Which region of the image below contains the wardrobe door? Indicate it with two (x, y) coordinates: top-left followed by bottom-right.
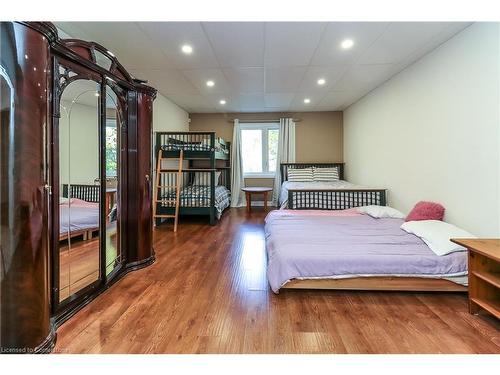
(136, 92), (153, 261)
(57, 77), (102, 304)
(0, 22), (53, 352)
(104, 83), (127, 279)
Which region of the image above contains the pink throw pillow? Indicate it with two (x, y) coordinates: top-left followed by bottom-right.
(405, 201), (445, 222)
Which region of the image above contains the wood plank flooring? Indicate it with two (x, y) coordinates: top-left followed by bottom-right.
(54, 208), (500, 354)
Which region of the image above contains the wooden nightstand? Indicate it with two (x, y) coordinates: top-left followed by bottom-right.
(451, 239), (500, 319)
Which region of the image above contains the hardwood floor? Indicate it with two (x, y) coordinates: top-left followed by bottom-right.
(54, 208), (500, 354)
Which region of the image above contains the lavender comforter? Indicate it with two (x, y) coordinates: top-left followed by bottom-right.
(60, 198), (99, 235)
(264, 210), (467, 293)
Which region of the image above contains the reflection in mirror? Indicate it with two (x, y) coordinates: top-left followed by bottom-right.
(105, 85), (122, 276)
(59, 79), (101, 302)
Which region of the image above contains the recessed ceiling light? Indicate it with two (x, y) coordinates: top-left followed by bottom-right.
(317, 78), (326, 85)
(181, 44), (193, 54)
(303, 98), (311, 104)
(206, 80), (215, 87)
(219, 99), (226, 105)
(340, 39), (354, 49)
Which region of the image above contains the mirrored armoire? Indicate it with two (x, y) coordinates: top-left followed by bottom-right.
(1, 22), (155, 353)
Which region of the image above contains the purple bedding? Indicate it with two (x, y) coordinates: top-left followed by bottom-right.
(60, 199), (99, 236)
(264, 210), (467, 293)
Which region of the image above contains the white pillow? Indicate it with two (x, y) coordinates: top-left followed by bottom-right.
(287, 168), (314, 182)
(60, 197), (69, 204)
(357, 205), (405, 219)
(313, 167), (339, 182)
(400, 220), (475, 256)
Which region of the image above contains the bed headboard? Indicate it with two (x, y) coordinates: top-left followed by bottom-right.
(62, 184), (100, 202)
(280, 163), (345, 182)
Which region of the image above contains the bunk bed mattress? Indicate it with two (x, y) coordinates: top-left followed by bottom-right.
(264, 209), (468, 293)
(161, 141), (229, 154)
(162, 185), (231, 218)
(279, 180), (380, 207)
(60, 198), (99, 235)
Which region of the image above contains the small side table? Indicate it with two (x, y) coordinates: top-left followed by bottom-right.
(241, 187), (273, 212)
(451, 238), (500, 320)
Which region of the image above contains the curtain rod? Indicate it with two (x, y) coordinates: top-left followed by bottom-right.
(226, 118), (301, 123)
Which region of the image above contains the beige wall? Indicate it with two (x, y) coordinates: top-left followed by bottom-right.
(189, 111), (343, 202)
(344, 23), (499, 236)
(189, 111), (343, 162)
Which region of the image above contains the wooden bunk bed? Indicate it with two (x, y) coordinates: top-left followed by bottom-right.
(153, 131), (231, 226)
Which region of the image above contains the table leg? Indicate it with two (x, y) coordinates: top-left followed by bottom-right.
(264, 192), (268, 210)
(246, 192), (251, 213)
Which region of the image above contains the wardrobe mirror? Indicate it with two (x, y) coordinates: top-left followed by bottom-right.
(58, 79), (101, 302)
(104, 85), (122, 276)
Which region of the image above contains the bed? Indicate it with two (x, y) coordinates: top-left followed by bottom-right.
(280, 163), (386, 210)
(59, 197), (99, 241)
(160, 184), (231, 219)
(154, 131), (231, 225)
(265, 209), (468, 293)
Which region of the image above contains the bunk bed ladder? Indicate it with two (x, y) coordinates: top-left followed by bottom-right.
(153, 149), (183, 232)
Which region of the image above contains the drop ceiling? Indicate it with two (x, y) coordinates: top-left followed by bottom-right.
(55, 22), (471, 113)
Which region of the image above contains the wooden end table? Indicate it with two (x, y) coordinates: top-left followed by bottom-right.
(241, 187), (273, 212)
(451, 238), (500, 320)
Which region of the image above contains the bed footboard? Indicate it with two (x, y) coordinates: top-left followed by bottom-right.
(287, 189), (387, 210)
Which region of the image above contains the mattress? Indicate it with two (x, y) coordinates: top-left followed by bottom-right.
(60, 198), (99, 235)
(279, 180), (378, 207)
(161, 139), (229, 154)
(161, 185), (231, 219)
(264, 209), (468, 293)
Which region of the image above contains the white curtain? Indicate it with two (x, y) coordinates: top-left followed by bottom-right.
(230, 119), (246, 207)
(273, 118), (296, 205)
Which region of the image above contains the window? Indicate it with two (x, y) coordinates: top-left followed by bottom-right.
(240, 123), (279, 177)
(105, 119), (118, 177)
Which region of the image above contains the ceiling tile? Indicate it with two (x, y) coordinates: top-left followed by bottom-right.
(222, 67), (264, 93)
(137, 22), (219, 69)
(311, 22), (388, 65)
(290, 91), (328, 111)
(264, 93), (295, 108)
(265, 66), (307, 92)
(203, 22), (265, 68)
(358, 22), (455, 65)
(182, 68), (231, 94)
(235, 94), (266, 111)
(166, 94), (215, 113)
(128, 69), (199, 95)
(298, 65), (349, 92)
(318, 90), (369, 110)
(333, 64), (398, 92)
(265, 22), (327, 67)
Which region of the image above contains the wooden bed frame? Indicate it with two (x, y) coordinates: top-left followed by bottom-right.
(282, 277), (467, 292)
(281, 163), (387, 210)
(276, 166), (467, 292)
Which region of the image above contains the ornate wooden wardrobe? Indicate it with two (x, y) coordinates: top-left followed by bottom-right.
(0, 22), (155, 353)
